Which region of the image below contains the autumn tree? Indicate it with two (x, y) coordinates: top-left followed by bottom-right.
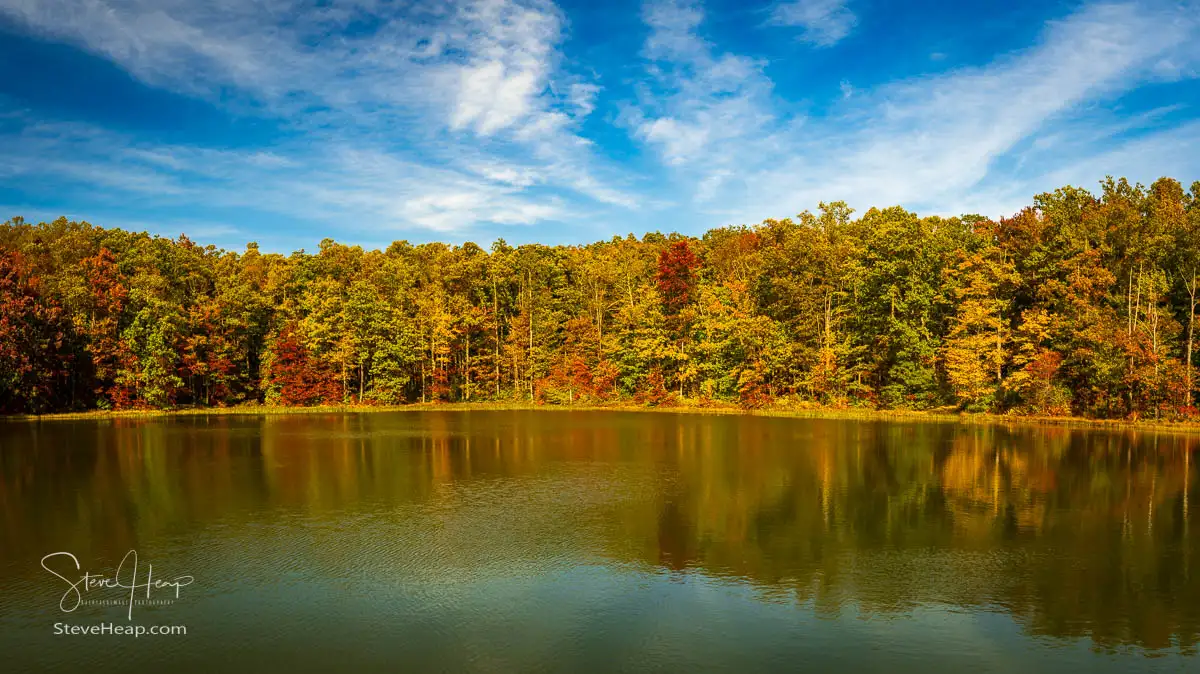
(656, 239), (702, 316)
(942, 243), (1017, 410)
(0, 250), (76, 412)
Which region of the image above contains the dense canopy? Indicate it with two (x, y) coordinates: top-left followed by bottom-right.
(2, 176), (1199, 418)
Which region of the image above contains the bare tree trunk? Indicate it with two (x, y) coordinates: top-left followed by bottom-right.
(1189, 270), (1198, 407)
(1150, 297), (1159, 378)
(1135, 263), (1143, 328)
(596, 286), (603, 359)
(825, 293), (832, 346)
(494, 278), (501, 397)
(1127, 271), (1132, 335)
(528, 274), (534, 401)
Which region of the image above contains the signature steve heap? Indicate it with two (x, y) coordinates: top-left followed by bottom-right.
(41, 550), (194, 620)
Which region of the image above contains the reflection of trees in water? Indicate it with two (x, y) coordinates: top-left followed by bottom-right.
(1, 412), (1197, 652)
(622, 421), (1199, 653)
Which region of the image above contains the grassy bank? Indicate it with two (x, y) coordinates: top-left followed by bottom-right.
(7, 401), (1200, 436)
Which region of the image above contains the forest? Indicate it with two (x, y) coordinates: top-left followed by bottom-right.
(2, 176), (1199, 418)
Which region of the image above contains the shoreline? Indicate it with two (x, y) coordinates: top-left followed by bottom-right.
(6, 402), (1200, 435)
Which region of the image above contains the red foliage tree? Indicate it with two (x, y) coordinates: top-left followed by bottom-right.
(591, 359), (619, 400)
(737, 360), (771, 409)
(655, 240), (702, 315)
(268, 325), (340, 406)
(0, 250), (75, 413)
(180, 302), (240, 406)
(634, 368), (677, 407)
(81, 248), (134, 407)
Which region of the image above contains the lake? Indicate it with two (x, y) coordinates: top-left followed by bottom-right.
(0, 410), (1197, 672)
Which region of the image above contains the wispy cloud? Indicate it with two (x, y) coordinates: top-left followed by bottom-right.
(633, 0), (1200, 222)
(769, 0), (857, 47)
(627, 0), (780, 202)
(768, 1), (1200, 217)
(0, 0), (636, 235)
(0, 109), (586, 236)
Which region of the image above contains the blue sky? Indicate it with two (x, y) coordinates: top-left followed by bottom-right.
(1, 0), (1198, 252)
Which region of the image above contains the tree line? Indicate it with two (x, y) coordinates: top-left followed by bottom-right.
(2, 176), (1199, 418)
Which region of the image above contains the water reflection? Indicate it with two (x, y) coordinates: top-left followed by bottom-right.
(1, 411), (1197, 657)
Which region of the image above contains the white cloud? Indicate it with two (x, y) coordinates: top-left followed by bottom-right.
(769, 0), (857, 47)
(445, 0), (565, 136)
(451, 60), (540, 134)
(632, 1), (778, 185)
(639, 118), (709, 165)
(0, 110), (574, 236)
(633, 0), (1200, 224)
(567, 82), (601, 117)
(767, 2), (1200, 216)
(0, 0), (635, 235)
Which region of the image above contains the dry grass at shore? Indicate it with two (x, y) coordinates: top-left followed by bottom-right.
(6, 401), (1200, 436)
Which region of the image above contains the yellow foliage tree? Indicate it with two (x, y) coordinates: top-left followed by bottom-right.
(943, 249), (1017, 410)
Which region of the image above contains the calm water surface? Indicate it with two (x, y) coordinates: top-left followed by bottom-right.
(1, 411), (1197, 672)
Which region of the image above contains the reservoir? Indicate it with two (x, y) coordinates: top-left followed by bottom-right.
(1, 410), (1196, 672)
